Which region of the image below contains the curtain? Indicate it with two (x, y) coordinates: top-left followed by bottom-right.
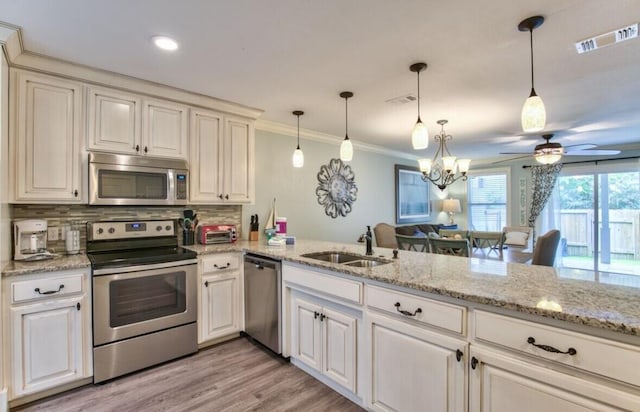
(540, 183), (563, 267)
(528, 164), (563, 237)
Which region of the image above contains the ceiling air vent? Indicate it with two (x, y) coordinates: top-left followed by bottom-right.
(576, 23), (638, 54)
(386, 93), (417, 105)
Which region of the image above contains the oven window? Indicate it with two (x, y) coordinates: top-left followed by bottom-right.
(109, 271), (186, 327)
(98, 170), (167, 199)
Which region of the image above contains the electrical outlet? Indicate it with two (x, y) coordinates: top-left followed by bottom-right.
(47, 226), (58, 241)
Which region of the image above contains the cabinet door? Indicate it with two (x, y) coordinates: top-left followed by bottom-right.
(11, 297), (84, 397)
(13, 70), (83, 202)
(189, 108), (224, 203)
(142, 98), (188, 159)
(222, 116), (254, 203)
(322, 307), (357, 392)
(87, 86), (141, 154)
(292, 295), (322, 372)
(469, 347), (640, 412)
(199, 272), (241, 343)
(367, 313), (465, 412)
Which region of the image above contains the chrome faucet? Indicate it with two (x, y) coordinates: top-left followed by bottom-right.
(365, 225), (373, 255)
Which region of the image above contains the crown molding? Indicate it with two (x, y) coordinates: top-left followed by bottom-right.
(0, 21), (23, 63)
(255, 118), (420, 161)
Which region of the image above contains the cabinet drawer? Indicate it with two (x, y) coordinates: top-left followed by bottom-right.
(201, 253), (240, 273)
(366, 285), (465, 334)
(12, 274), (84, 303)
(474, 310), (640, 387)
(283, 265), (362, 304)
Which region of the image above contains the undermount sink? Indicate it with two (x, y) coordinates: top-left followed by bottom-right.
(301, 251), (391, 267)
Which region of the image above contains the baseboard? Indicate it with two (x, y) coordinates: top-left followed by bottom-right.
(0, 387), (7, 412)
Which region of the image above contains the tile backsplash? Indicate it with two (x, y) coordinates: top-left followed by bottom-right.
(12, 204), (242, 253)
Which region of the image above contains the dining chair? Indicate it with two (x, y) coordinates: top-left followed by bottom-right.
(429, 238), (471, 257)
(470, 231), (503, 255)
(531, 229), (561, 266)
(374, 223), (398, 248)
(395, 234), (430, 253)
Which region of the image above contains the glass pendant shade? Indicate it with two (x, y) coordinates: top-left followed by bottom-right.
(442, 156), (456, 172)
(521, 90), (546, 132)
(457, 158), (471, 174)
(292, 147), (304, 168)
(340, 138), (353, 162)
(418, 158), (432, 174)
(411, 120), (429, 150)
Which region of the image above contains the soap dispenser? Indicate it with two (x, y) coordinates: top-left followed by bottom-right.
(365, 225), (373, 256)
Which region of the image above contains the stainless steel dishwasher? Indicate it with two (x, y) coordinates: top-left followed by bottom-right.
(243, 254), (282, 354)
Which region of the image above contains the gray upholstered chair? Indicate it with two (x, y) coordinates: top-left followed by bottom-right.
(395, 234), (430, 252)
(429, 238), (471, 257)
(374, 223), (398, 248)
(531, 229), (561, 266)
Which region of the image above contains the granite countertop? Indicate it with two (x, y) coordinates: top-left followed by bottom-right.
(4, 239), (638, 338)
(188, 239), (640, 337)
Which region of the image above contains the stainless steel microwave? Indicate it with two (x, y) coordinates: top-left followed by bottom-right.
(89, 153), (188, 205)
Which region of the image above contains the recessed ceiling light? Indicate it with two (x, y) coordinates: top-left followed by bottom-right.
(152, 36), (178, 51)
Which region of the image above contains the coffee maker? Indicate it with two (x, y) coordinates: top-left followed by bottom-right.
(14, 219), (54, 261)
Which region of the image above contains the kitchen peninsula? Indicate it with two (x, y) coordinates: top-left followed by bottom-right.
(6, 239), (639, 410)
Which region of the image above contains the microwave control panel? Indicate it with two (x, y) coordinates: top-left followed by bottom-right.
(176, 173), (188, 200)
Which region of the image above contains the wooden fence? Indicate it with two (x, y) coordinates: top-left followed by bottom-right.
(560, 210), (640, 260)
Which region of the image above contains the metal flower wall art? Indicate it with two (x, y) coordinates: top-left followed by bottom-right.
(316, 158), (358, 218)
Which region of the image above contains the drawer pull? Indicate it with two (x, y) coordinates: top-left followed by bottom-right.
(214, 263), (231, 270)
(394, 302), (422, 317)
(456, 349), (463, 362)
(34, 284), (64, 295)
(527, 337), (577, 356)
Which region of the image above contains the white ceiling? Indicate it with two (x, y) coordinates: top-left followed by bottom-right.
(1, 0), (639, 161)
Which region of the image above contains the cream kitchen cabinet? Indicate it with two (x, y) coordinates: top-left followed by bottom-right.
(3, 269), (92, 400)
(189, 109), (254, 204)
(87, 86), (187, 159)
(10, 69), (84, 203)
(198, 253), (243, 344)
(365, 286), (467, 412)
(291, 291), (358, 393)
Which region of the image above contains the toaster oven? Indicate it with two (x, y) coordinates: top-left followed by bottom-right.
(197, 224), (237, 244)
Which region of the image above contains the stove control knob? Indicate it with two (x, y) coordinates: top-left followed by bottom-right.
(97, 228), (104, 234)
(156, 225), (162, 231)
(165, 225), (172, 231)
(108, 227), (115, 234)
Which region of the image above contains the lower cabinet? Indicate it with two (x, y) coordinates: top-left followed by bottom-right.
(291, 292), (357, 393)
(469, 347), (640, 412)
(4, 269), (92, 399)
(366, 312), (466, 412)
(198, 253), (243, 344)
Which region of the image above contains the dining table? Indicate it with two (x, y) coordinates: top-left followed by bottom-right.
(472, 246), (533, 264)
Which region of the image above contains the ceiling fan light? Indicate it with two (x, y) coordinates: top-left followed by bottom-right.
(534, 146), (563, 164)
(340, 137), (353, 162)
(412, 120), (429, 150)
(292, 147), (304, 168)
(521, 92), (546, 132)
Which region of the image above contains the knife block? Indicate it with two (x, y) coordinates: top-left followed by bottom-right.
(249, 230), (259, 241)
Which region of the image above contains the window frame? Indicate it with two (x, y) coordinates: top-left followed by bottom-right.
(466, 167), (511, 231)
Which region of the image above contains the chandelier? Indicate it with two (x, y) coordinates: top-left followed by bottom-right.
(418, 120), (471, 191)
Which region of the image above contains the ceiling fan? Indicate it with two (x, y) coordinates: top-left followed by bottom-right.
(496, 134), (621, 164)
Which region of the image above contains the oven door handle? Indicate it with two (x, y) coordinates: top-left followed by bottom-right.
(93, 259), (198, 275)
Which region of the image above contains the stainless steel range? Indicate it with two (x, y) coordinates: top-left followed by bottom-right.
(87, 219), (198, 383)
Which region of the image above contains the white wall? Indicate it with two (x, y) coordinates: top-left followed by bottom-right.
(243, 130), (454, 244)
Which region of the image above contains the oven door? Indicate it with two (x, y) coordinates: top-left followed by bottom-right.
(93, 261), (197, 346)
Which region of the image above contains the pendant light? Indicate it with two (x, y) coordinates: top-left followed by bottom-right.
(339, 91), (354, 161)
(292, 110), (304, 168)
(409, 62), (429, 150)
(519, 16), (546, 133)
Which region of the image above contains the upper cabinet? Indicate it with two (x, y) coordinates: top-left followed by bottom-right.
(88, 87), (188, 160)
(11, 70), (84, 203)
(190, 109), (255, 204)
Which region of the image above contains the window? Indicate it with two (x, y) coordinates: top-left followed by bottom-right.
(467, 170), (509, 231)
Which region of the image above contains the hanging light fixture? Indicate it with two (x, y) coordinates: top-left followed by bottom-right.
(418, 120), (471, 191)
(292, 110), (304, 168)
(519, 15), (546, 133)
(409, 62), (429, 150)
(339, 91), (354, 161)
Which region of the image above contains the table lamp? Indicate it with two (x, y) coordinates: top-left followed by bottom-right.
(442, 198), (461, 225)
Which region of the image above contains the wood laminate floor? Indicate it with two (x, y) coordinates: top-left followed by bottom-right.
(14, 338), (364, 412)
